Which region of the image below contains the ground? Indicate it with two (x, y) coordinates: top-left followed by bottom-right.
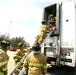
(7, 50), (15, 75)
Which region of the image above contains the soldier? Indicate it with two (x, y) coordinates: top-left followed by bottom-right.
(34, 20), (50, 45)
(13, 42), (25, 75)
(24, 43), (47, 75)
(0, 40), (10, 75)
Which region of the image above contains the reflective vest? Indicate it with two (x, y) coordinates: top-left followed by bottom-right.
(24, 52), (47, 75)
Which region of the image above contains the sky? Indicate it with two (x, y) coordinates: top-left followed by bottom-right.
(0, 0), (75, 45)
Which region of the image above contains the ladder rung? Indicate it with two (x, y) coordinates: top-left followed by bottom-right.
(15, 68), (21, 72)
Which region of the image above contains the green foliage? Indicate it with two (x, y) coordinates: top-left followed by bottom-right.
(0, 34), (29, 47)
(10, 37), (27, 47)
(0, 34), (10, 42)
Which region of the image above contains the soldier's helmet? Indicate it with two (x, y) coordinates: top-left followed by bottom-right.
(18, 42), (23, 47)
(1, 40), (10, 46)
(32, 43), (41, 53)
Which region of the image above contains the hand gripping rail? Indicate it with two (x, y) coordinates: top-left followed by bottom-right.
(9, 49), (32, 75)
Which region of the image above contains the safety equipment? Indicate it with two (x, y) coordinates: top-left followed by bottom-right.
(1, 40), (10, 46)
(40, 27), (56, 46)
(32, 43), (41, 53)
(0, 49), (9, 75)
(13, 50), (24, 62)
(49, 14), (56, 25)
(13, 46), (26, 75)
(10, 48), (32, 75)
(24, 52), (47, 75)
(33, 22), (50, 45)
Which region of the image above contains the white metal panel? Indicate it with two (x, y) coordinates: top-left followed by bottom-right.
(60, 1), (76, 67)
(60, 1), (75, 47)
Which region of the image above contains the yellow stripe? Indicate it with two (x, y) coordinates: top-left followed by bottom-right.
(14, 58), (18, 61)
(2, 67), (8, 71)
(43, 65), (47, 68)
(0, 60), (8, 66)
(28, 74), (43, 75)
(24, 63), (28, 66)
(16, 56), (22, 58)
(29, 63), (43, 67)
(0, 72), (4, 75)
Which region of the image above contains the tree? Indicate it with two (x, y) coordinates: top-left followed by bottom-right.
(0, 33), (29, 47)
(10, 37), (27, 47)
(0, 33), (10, 42)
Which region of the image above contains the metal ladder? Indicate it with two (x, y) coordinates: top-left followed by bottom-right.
(41, 26), (60, 65)
(9, 29), (55, 75)
(10, 29), (59, 75)
(40, 27), (56, 47)
(9, 49), (32, 75)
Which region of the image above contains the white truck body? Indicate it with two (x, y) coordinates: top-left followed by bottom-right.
(41, 0), (76, 67)
(60, 0), (76, 67)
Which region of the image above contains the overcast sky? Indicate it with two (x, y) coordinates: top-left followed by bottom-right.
(0, 0), (75, 45)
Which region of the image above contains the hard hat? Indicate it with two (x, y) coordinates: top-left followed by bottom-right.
(18, 42), (23, 47)
(32, 43), (41, 53)
(1, 40), (10, 46)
